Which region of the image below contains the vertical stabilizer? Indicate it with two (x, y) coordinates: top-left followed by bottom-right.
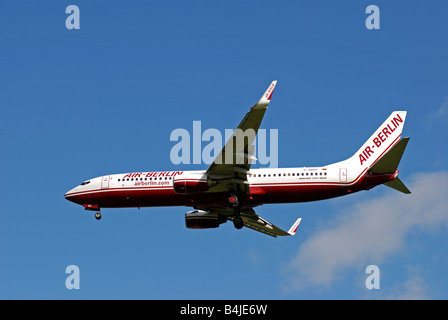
(347, 111), (407, 174)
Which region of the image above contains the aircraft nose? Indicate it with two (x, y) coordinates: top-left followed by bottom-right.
(64, 187), (78, 202)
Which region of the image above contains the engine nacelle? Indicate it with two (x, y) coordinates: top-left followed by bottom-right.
(185, 210), (219, 229)
(173, 173), (211, 193)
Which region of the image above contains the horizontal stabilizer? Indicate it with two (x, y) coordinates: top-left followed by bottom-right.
(383, 177), (411, 194)
(368, 137), (410, 174)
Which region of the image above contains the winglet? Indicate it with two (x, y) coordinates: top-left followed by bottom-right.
(288, 218), (302, 236)
(252, 80), (277, 110)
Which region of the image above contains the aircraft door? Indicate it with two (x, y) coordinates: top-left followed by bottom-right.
(339, 168), (347, 182)
(101, 175), (111, 189)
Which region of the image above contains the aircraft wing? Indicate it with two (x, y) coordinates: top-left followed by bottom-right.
(206, 81), (277, 193)
(196, 207), (301, 238)
(234, 208), (302, 238)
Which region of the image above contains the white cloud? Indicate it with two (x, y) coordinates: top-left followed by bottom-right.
(426, 96), (448, 126)
(246, 248), (263, 266)
(435, 97), (448, 117)
(282, 171), (448, 294)
(387, 272), (430, 300)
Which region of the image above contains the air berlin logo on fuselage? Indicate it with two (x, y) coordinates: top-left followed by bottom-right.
(122, 171), (184, 179)
(359, 114), (403, 166)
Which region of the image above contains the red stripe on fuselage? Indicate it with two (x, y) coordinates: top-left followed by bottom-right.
(65, 178), (368, 209)
(66, 136), (402, 209)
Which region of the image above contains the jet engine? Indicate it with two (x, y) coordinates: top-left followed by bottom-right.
(185, 210), (220, 229)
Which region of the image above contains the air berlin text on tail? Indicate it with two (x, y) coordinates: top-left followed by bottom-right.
(359, 113), (404, 165)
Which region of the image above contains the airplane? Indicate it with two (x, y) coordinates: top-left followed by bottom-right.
(65, 81), (411, 237)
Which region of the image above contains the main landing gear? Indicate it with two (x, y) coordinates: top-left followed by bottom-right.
(233, 216), (244, 230)
(229, 195), (244, 230)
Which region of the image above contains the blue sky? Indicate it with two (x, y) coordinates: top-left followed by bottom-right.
(1, 1), (448, 299)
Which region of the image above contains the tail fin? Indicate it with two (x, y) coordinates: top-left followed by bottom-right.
(331, 111), (411, 194)
(348, 111), (407, 173)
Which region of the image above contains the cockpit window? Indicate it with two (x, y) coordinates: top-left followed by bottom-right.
(80, 181), (91, 186)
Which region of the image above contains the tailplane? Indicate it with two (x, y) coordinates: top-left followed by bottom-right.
(383, 177), (411, 194)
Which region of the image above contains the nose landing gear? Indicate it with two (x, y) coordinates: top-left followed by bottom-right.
(83, 204), (102, 220)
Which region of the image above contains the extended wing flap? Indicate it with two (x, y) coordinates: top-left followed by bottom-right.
(233, 209), (301, 237)
(193, 205), (301, 237)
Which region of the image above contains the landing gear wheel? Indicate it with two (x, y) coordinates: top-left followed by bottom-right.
(233, 216), (244, 229)
(95, 212), (102, 220)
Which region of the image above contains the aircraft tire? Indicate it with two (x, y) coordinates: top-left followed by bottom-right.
(233, 216), (244, 229)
